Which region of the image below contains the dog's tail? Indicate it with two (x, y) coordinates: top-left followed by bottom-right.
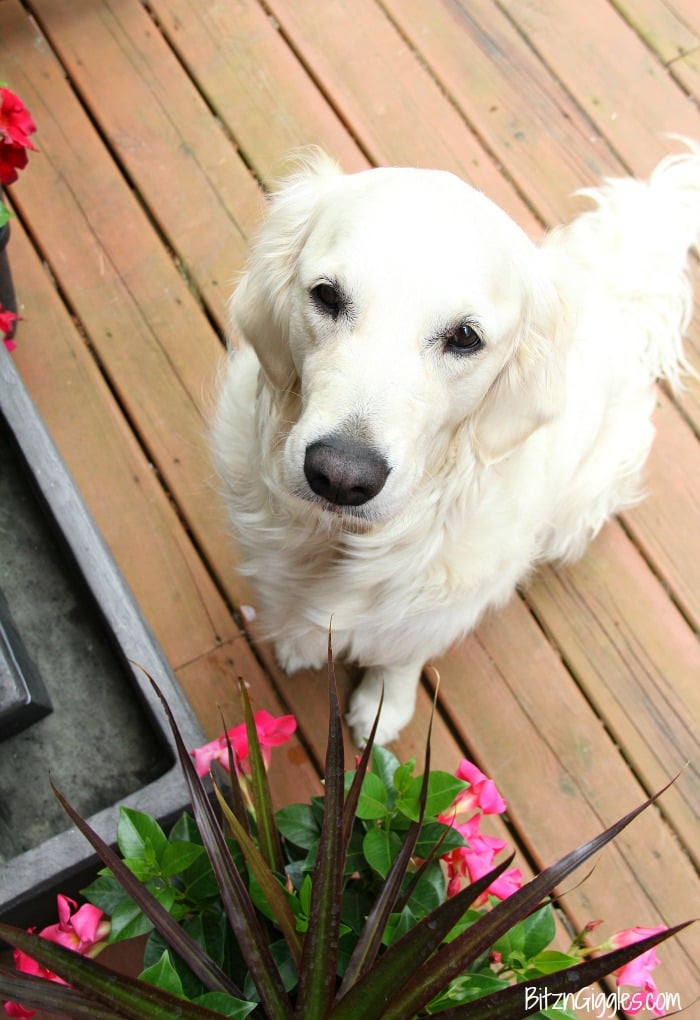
(552, 139), (700, 388)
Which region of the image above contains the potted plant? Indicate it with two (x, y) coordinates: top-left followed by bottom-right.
(0, 646), (689, 1019)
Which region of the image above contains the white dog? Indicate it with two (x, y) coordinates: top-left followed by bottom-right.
(213, 146), (698, 746)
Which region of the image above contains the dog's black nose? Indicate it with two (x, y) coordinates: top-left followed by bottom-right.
(304, 438), (390, 507)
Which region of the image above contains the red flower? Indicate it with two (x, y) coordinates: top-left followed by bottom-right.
(0, 305), (19, 352)
(0, 87), (37, 186)
(0, 89), (37, 149)
(0, 141), (29, 186)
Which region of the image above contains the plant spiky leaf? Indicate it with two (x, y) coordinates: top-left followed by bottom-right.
(213, 779), (303, 967)
(339, 687), (437, 994)
(433, 922), (693, 1020)
(376, 780), (678, 1019)
(0, 925), (232, 1020)
(330, 855), (516, 1020)
(49, 780), (242, 1000)
(146, 672), (294, 1020)
(293, 633), (346, 1018)
(238, 678), (284, 872)
(0, 968), (127, 1020)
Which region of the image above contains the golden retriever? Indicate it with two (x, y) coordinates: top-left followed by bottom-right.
(213, 147), (697, 745)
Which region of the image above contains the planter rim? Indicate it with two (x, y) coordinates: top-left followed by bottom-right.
(0, 346), (205, 922)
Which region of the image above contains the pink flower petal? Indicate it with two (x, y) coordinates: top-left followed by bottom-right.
(4, 1000), (35, 1018)
(68, 904), (107, 947)
(454, 759), (507, 815)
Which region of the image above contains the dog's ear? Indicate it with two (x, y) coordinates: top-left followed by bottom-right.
(230, 149), (341, 390)
(470, 271), (567, 464)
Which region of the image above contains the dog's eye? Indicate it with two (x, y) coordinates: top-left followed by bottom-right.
(311, 282), (343, 319)
(443, 324), (483, 355)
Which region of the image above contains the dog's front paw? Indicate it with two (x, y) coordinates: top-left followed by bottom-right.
(347, 665), (419, 747)
(274, 636), (326, 675)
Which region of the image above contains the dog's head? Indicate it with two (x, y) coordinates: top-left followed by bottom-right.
(231, 151), (566, 523)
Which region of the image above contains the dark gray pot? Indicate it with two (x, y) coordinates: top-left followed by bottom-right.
(0, 345), (204, 928)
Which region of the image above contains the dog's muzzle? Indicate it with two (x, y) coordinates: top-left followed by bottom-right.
(304, 437), (390, 507)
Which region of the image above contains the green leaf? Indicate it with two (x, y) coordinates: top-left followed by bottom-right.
(117, 808), (168, 862)
(521, 904), (556, 960)
(428, 971), (510, 1011)
(276, 803), (321, 849)
(404, 858), (445, 916)
(381, 906), (419, 948)
(370, 745), (402, 798)
(109, 897), (155, 942)
(362, 827), (403, 879)
(82, 871), (133, 917)
(169, 811), (202, 844)
(139, 950), (185, 998)
(413, 821), (466, 858)
(391, 758), (416, 796)
(0, 203), (12, 229)
(193, 992), (257, 1018)
(161, 840), (206, 878)
(396, 772), (468, 822)
(525, 949), (581, 976)
(355, 771), (390, 819)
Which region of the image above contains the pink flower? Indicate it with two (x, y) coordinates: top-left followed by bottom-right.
(0, 306), (19, 352)
(442, 816), (522, 903)
(191, 710), (297, 778)
(40, 895), (110, 957)
(608, 926), (666, 1016)
(452, 759), (507, 815)
(3, 896), (110, 1018)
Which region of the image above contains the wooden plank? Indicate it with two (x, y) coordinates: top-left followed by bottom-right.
(433, 598), (700, 996)
(500, 0), (700, 173)
(610, 0), (700, 62)
(382, 0), (625, 225)
(29, 0), (262, 331)
(146, 0), (368, 183)
(660, 0), (700, 35)
(264, 0), (539, 231)
(0, 2), (242, 599)
(7, 213), (236, 671)
(527, 519), (700, 863)
(673, 45), (700, 104)
(625, 390), (700, 625)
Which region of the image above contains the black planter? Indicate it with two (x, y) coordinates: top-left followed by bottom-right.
(0, 345), (204, 929)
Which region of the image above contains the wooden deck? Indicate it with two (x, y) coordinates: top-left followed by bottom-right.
(1, 0), (698, 1011)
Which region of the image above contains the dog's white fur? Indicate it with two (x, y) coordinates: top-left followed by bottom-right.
(213, 146), (699, 745)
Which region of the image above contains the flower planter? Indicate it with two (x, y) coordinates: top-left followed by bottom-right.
(0, 344), (204, 929)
